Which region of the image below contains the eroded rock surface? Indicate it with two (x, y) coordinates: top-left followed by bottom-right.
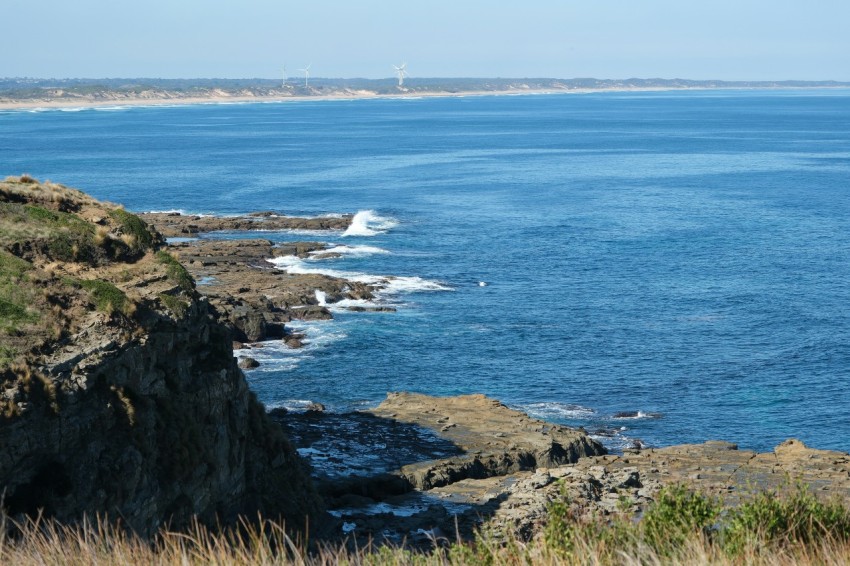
(163, 238), (375, 342)
(138, 211), (352, 238)
(274, 392), (606, 544)
(277, 392), (850, 547)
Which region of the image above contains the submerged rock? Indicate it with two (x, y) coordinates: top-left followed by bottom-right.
(238, 356), (260, 369)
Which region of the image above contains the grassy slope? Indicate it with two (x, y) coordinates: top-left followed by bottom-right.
(0, 175), (177, 413)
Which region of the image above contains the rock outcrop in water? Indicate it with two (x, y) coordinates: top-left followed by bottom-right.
(161, 237), (377, 343)
(0, 176), (320, 535)
(138, 211), (352, 239)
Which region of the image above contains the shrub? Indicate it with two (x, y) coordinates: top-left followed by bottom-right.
(76, 279), (132, 317)
(156, 251), (193, 291)
(723, 482), (850, 555)
(109, 208), (155, 253)
(543, 485), (636, 560)
(642, 484), (720, 552)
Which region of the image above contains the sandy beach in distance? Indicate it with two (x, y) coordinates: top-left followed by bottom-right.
(0, 89), (580, 111)
(0, 86), (795, 111)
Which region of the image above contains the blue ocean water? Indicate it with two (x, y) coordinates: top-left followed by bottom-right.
(3, 90), (850, 452)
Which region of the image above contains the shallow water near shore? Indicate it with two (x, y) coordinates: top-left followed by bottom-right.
(3, 90), (850, 452)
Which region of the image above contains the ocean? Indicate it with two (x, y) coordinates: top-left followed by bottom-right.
(3, 89), (849, 452)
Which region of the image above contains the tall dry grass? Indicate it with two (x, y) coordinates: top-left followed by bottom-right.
(3, 511), (850, 566)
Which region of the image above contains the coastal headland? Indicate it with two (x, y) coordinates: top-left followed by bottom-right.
(2, 176), (850, 547)
(3, 77), (850, 110)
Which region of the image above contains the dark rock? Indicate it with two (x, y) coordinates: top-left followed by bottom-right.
(290, 305), (333, 321)
(238, 357), (260, 369)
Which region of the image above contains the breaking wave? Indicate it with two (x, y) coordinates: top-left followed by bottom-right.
(342, 210), (398, 237)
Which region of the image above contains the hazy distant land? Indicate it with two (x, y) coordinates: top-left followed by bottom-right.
(2, 77), (849, 109)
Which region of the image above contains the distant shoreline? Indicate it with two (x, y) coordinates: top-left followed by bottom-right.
(3, 85), (849, 111)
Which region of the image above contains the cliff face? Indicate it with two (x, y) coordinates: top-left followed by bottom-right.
(0, 176), (320, 535)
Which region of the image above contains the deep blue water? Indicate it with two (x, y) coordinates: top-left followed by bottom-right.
(3, 90), (850, 452)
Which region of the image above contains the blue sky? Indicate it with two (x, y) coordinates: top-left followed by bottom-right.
(3, 0), (848, 80)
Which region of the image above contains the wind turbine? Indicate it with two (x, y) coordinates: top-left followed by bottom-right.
(298, 63), (312, 87)
(393, 62), (408, 87)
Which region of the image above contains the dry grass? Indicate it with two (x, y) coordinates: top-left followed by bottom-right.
(1, 511), (850, 566)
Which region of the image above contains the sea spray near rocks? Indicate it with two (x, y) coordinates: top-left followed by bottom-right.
(342, 210), (399, 237)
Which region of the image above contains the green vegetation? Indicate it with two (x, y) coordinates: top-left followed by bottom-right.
(0, 345), (18, 367)
(156, 251), (193, 291)
(1, 484), (849, 564)
(724, 482), (850, 555)
(109, 208), (156, 253)
(0, 202), (98, 262)
(540, 482), (850, 564)
(158, 292), (188, 318)
(72, 278), (132, 317)
(0, 250), (38, 337)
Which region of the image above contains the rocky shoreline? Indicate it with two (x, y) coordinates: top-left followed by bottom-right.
(139, 208), (850, 546)
(4, 182), (850, 550)
(273, 393), (850, 546)
(140, 211), (393, 349)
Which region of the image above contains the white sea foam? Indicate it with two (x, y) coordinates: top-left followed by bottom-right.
(268, 256), (451, 297)
(342, 210), (399, 237)
(329, 495), (471, 519)
(145, 208), (188, 214)
(381, 276), (452, 294)
(280, 399), (326, 412)
(522, 402), (596, 420)
(310, 244), (390, 258)
(324, 297), (375, 310)
(611, 411), (663, 420)
(315, 290), (327, 306)
(234, 321), (347, 373)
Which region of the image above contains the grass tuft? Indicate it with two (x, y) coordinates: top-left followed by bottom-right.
(71, 278), (133, 317)
(156, 250), (193, 291)
(109, 208), (156, 253)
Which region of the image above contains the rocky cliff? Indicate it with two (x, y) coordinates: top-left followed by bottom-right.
(0, 176), (321, 535)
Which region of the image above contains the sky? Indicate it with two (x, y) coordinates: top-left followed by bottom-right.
(3, 0), (848, 81)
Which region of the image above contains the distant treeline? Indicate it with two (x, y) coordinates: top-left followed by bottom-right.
(2, 77), (849, 99)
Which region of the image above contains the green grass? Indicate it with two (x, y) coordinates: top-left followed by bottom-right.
(156, 251), (193, 291)
(0, 203), (98, 262)
(0, 345), (18, 366)
(71, 278), (132, 317)
(724, 482), (850, 555)
(0, 250), (38, 336)
(109, 208), (156, 253)
(541, 481), (850, 563)
(158, 293), (188, 318)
